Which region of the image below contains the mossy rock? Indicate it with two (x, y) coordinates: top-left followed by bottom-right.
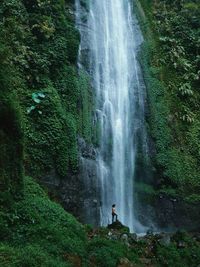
(108, 221), (130, 234)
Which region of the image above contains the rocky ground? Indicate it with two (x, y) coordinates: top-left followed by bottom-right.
(86, 221), (200, 267)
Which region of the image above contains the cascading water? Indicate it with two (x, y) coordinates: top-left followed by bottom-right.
(76, 0), (149, 233)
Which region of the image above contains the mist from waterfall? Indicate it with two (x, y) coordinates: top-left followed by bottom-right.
(76, 0), (148, 233)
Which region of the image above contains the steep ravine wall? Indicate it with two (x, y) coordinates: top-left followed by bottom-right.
(0, 0), (100, 224)
(22, 0), (100, 224)
(134, 0), (200, 231)
(2, 0), (199, 232)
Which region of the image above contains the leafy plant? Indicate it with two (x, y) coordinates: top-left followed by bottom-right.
(27, 92), (46, 115)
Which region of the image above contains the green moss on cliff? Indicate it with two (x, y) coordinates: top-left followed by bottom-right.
(0, 0), (94, 189)
(0, 24), (24, 204)
(136, 0), (200, 200)
(0, 96), (24, 206)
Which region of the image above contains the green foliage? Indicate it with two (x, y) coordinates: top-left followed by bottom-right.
(185, 194), (200, 204)
(0, 176), (86, 266)
(0, 95), (24, 206)
(0, 0), (94, 185)
(1, 177), (200, 266)
(27, 92), (46, 114)
(24, 83), (79, 176)
(0, 177), (139, 266)
(155, 233), (200, 267)
(136, 0), (200, 199)
(0, 244), (70, 267)
(77, 70), (94, 143)
(87, 238), (138, 267)
(135, 182), (156, 196)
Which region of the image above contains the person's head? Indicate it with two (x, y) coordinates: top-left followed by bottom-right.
(112, 204), (115, 207)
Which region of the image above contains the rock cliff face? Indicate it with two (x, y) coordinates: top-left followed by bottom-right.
(56, 0), (200, 231)
(134, 0), (200, 232)
(139, 195), (200, 231)
(0, 0), (99, 224)
(40, 137), (100, 226)
(1, 0), (200, 233)
(60, 138), (100, 226)
(156, 196), (200, 231)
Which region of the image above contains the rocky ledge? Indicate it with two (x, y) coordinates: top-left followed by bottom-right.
(85, 221), (200, 266)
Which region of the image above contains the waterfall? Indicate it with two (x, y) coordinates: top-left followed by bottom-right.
(76, 0), (148, 233)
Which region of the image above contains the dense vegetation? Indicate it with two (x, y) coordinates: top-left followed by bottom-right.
(0, 0), (94, 204)
(1, 177), (200, 267)
(0, 176), (138, 266)
(1, 0), (200, 265)
(136, 0), (200, 203)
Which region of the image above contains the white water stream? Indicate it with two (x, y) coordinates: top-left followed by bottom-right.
(76, 0), (148, 233)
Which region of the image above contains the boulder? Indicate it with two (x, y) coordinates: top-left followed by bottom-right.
(107, 220), (130, 233)
(128, 233), (138, 244)
(120, 233), (129, 246)
(158, 233), (171, 246)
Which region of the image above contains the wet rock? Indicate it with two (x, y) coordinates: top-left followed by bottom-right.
(78, 137), (97, 159)
(107, 229), (120, 241)
(128, 233), (138, 244)
(177, 241), (186, 249)
(110, 234), (119, 241)
(137, 193), (200, 231)
(107, 231), (112, 237)
(146, 226), (154, 236)
(192, 233), (200, 242)
(39, 137), (101, 227)
(120, 234), (129, 245)
(108, 220), (130, 232)
(158, 233), (171, 246)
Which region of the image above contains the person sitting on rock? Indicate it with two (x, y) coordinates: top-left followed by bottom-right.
(112, 204), (118, 223)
